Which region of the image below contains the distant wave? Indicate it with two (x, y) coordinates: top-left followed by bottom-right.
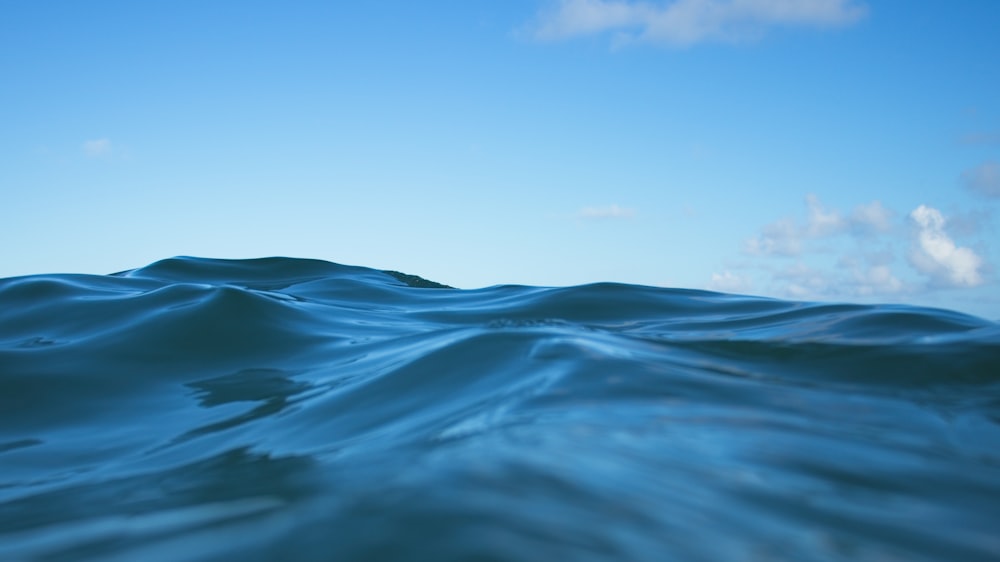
(1, 257), (998, 561)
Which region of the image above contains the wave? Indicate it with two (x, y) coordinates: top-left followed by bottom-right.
(1, 257), (998, 561)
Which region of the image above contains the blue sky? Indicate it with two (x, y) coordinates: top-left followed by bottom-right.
(2, 0), (999, 318)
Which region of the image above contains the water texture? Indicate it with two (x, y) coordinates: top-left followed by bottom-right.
(1, 257), (998, 561)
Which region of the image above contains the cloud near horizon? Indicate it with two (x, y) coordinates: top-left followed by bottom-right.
(526, 0), (868, 47)
(712, 195), (989, 301)
(707, 270), (753, 293)
(743, 195), (891, 257)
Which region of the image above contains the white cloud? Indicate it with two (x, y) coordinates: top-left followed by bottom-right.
(532, 0), (639, 40)
(729, 197), (991, 308)
(908, 205), (984, 288)
(707, 270), (752, 293)
(579, 204), (636, 219)
(961, 161), (1000, 198)
(82, 138), (112, 158)
(527, 0), (868, 46)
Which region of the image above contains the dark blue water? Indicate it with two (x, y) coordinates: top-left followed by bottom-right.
(2, 257), (999, 561)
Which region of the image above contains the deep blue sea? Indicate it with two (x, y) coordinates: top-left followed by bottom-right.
(1, 257), (999, 561)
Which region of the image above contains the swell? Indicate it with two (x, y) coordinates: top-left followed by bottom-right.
(1, 257), (998, 562)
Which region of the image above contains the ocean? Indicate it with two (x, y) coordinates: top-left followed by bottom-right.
(1, 257), (998, 561)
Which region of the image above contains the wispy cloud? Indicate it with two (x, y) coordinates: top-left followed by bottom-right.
(849, 200), (892, 234)
(959, 131), (1000, 146)
(525, 0), (868, 47)
(579, 204), (636, 219)
(741, 253), (906, 300)
(743, 217), (801, 256)
(943, 207), (993, 238)
(707, 270), (753, 293)
(82, 138), (112, 158)
(743, 194), (890, 256)
(773, 262), (831, 298)
(838, 254), (904, 296)
(961, 161), (1000, 198)
(908, 205), (984, 288)
(804, 193), (843, 237)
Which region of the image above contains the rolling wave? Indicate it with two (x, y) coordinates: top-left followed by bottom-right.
(1, 257), (998, 561)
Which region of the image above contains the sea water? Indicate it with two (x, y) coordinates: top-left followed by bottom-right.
(1, 257), (998, 561)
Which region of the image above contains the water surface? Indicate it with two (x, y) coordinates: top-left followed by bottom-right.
(1, 257), (998, 561)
